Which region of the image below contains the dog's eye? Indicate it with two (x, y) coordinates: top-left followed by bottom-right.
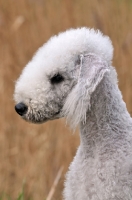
(50, 74), (64, 84)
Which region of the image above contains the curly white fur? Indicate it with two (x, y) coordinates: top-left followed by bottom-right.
(14, 27), (132, 200)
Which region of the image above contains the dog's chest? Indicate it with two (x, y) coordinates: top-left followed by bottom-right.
(64, 146), (132, 200)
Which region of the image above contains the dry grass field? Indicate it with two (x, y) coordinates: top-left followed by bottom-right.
(0, 0), (132, 199)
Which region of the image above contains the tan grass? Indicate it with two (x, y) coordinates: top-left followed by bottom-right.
(46, 166), (64, 200)
(0, 0), (132, 199)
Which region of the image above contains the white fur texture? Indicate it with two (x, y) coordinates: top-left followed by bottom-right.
(14, 27), (132, 200)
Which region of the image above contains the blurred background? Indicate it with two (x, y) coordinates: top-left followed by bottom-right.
(0, 0), (132, 199)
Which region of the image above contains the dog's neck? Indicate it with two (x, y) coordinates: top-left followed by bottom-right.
(79, 75), (132, 158)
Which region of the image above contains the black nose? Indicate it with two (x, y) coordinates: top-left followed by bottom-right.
(15, 102), (28, 116)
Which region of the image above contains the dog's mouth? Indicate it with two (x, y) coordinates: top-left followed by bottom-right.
(22, 115), (49, 124)
(15, 101), (62, 124)
(22, 109), (61, 124)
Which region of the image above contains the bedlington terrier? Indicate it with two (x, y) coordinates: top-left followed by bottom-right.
(14, 27), (132, 200)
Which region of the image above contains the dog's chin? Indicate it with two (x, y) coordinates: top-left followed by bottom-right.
(21, 111), (62, 124)
(21, 115), (48, 124)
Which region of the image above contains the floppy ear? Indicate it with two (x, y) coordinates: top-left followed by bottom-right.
(62, 53), (110, 129)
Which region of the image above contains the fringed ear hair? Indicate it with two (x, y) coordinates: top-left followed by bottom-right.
(63, 53), (110, 129)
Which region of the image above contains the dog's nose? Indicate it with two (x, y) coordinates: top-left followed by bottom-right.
(15, 102), (28, 116)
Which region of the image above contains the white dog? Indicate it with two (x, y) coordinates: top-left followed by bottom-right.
(14, 28), (132, 200)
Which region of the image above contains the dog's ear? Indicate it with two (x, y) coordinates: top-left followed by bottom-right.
(63, 53), (109, 129)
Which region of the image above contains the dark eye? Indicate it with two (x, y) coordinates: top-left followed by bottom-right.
(50, 73), (64, 84)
